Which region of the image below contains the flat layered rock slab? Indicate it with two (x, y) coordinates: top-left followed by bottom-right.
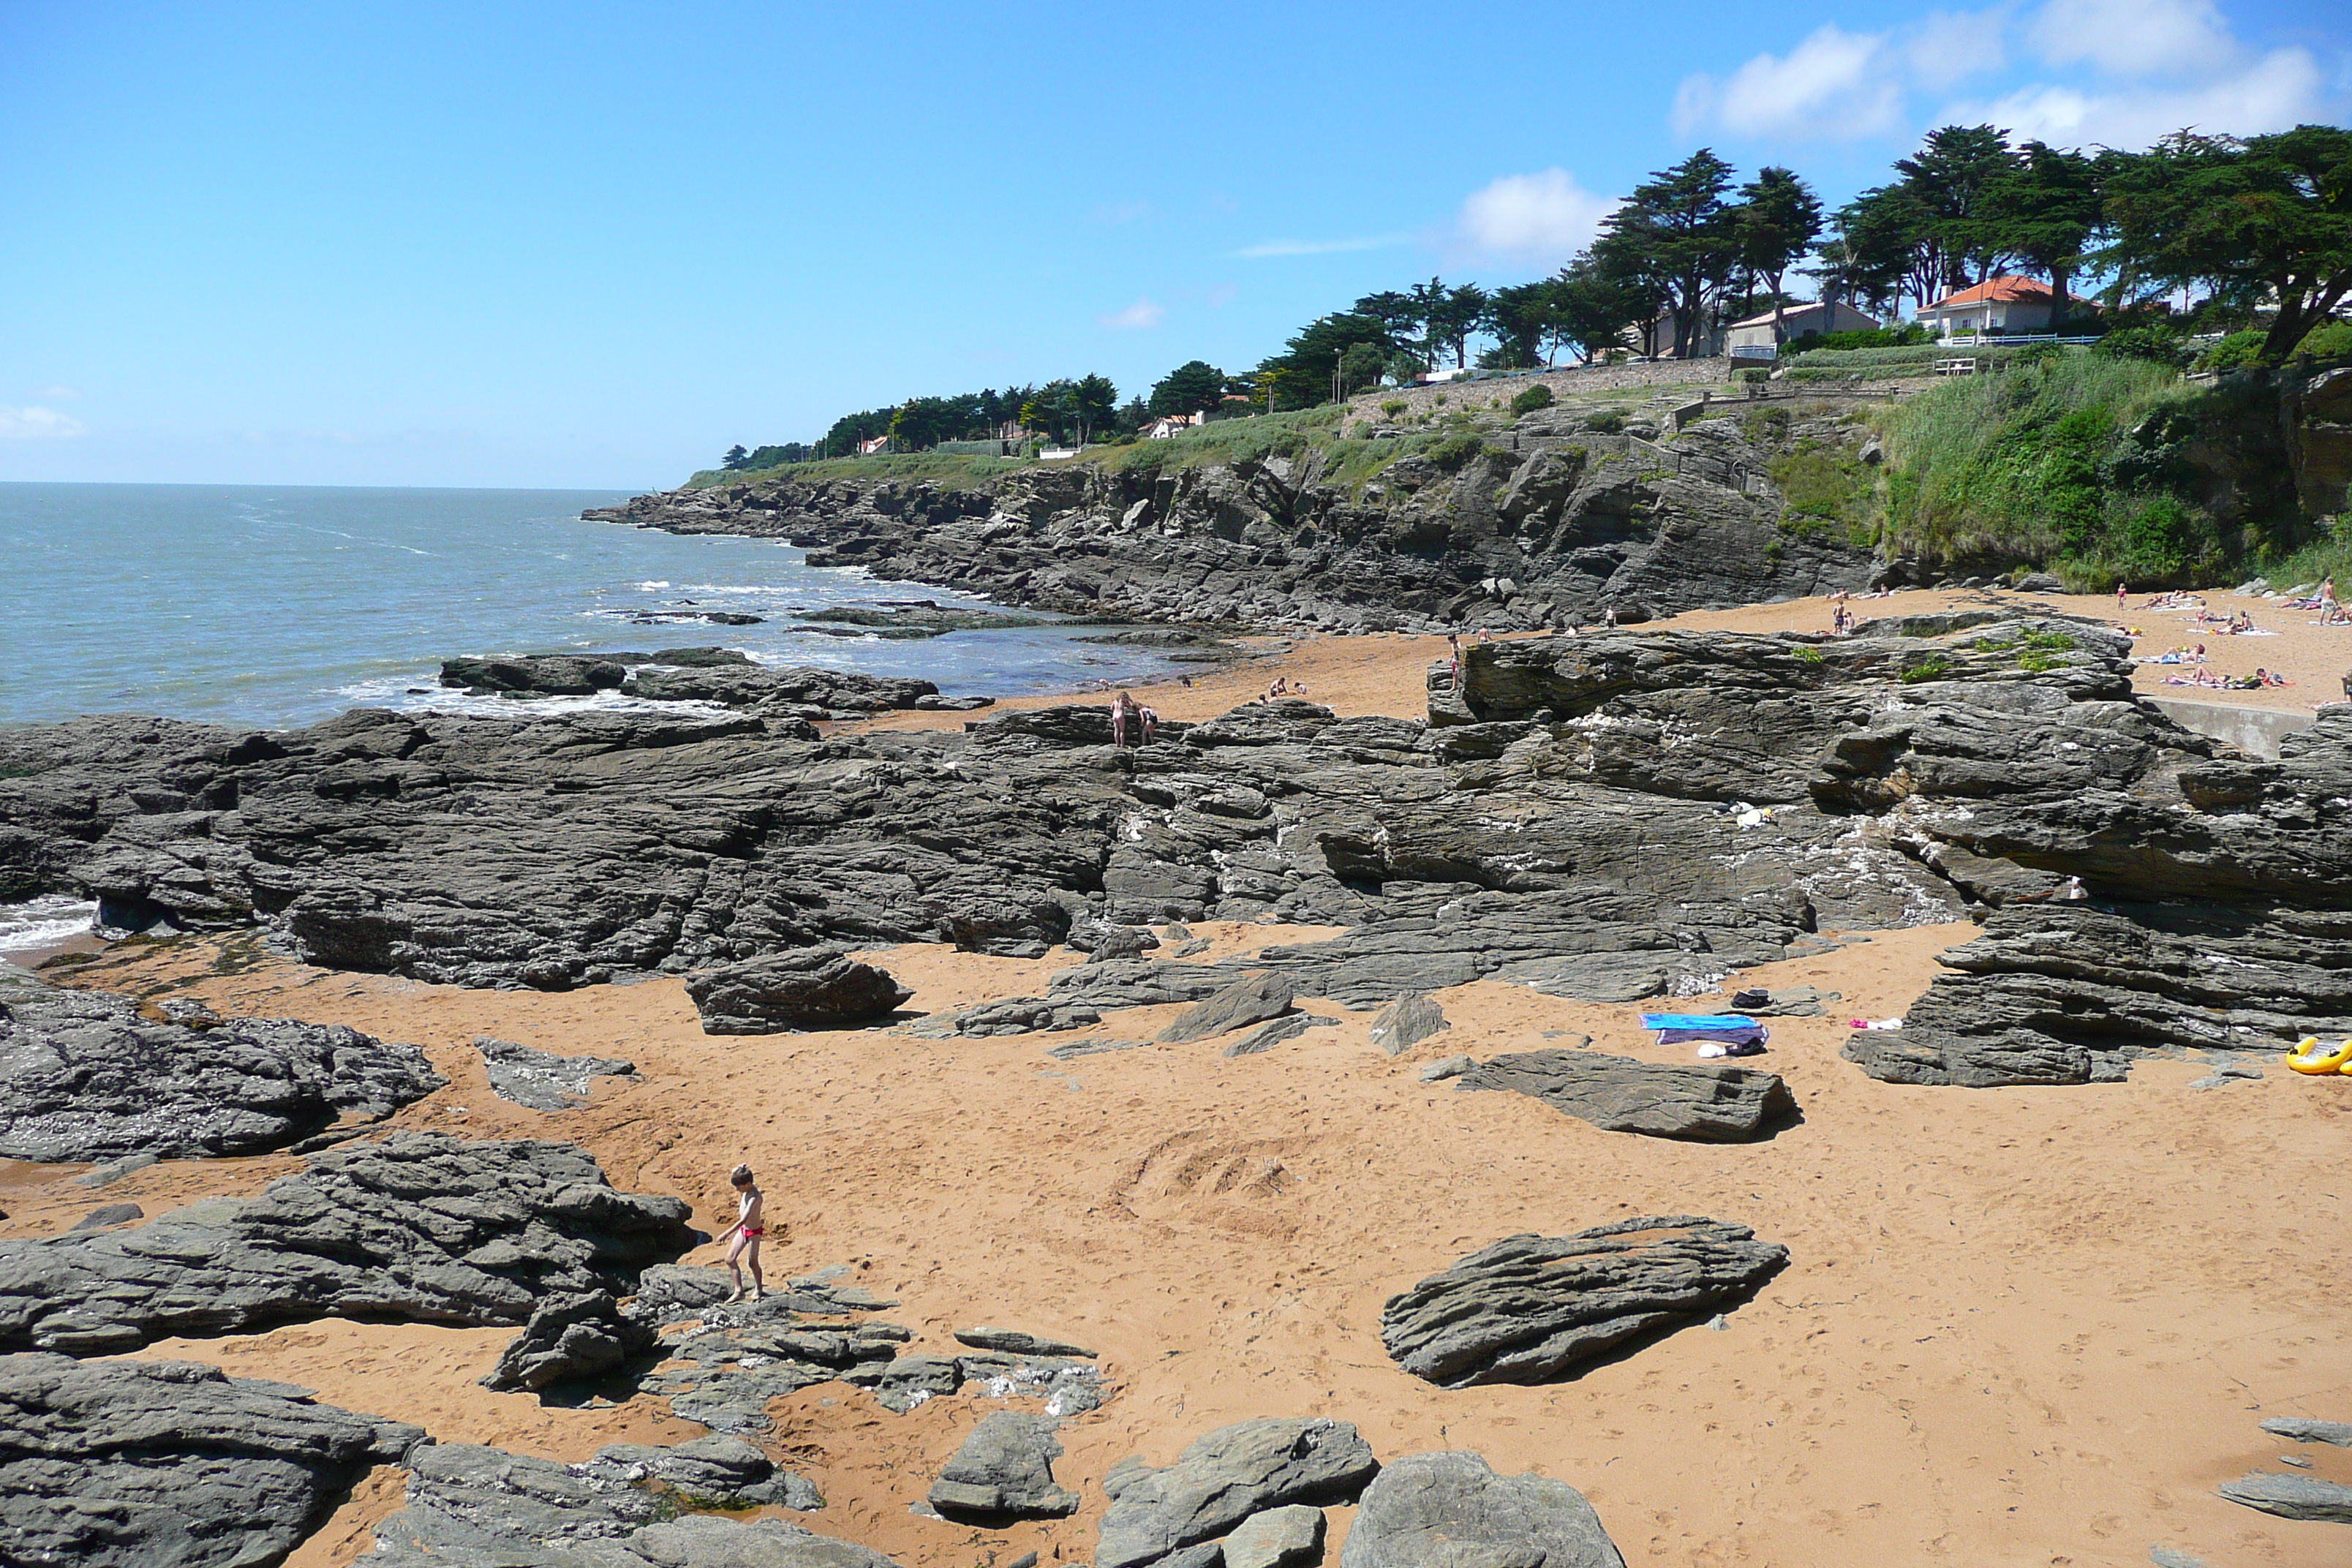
(1098, 1417), (1379, 1568)
(1341, 1450), (1625, 1568)
(0, 965), (445, 1162)
(474, 1035), (636, 1110)
(0, 1131), (695, 1354)
(929, 1411), (1079, 1521)
(1457, 1049), (1794, 1142)
(687, 948), (914, 1034)
(1381, 1216), (1790, 1389)
(0, 1352), (425, 1568)
(2217, 1469), (2352, 1523)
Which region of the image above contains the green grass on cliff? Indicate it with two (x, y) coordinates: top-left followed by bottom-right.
(1875, 353), (2228, 586)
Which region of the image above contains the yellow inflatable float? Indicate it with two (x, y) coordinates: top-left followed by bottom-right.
(2285, 1036), (2352, 1074)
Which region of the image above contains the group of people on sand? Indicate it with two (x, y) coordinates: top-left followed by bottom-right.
(2164, 666), (2291, 690)
(1253, 675), (1306, 704)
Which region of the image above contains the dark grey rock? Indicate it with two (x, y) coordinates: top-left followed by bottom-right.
(1368, 995), (1449, 1056)
(474, 1035), (636, 1110)
(480, 1290), (657, 1392)
(2263, 1416), (2352, 1446)
(1224, 1014), (1316, 1058)
(0, 1132), (696, 1354)
(1045, 1038), (1150, 1061)
(76, 1152), (157, 1188)
(368, 1439), (899, 1567)
(1341, 1450), (1624, 1568)
(843, 1354), (963, 1413)
(581, 1432), (823, 1509)
(1418, 1055), (1477, 1082)
(929, 1411), (1079, 1520)
(956, 1326), (1098, 1358)
(0, 1352), (424, 1568)
(1159, 973), (1297, 1044)
(687, 948), (914, 1033)
(0, 968), (445, 1162)
(1222, 1504), (1325, 1568)
(69, 1202), (143, 1230)
(1098, 1418), (1379, 1568)
(1085, 926), (1164, 962)
(953, 1352), (1112, 1416)
(1458, 1049), (1794, 1141)
(1052, 961), (1242, 1013)
(1381, 1215), (1790, 1388)
(2217, 1469), (2352, 1523)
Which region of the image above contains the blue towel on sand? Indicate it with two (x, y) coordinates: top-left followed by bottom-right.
(1637, 1014), (1757, 1030)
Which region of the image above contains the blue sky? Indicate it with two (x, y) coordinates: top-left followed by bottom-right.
(2, 0), (2342, 488)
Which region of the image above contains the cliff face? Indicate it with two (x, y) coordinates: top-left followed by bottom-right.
(587, 410), (1885, 632)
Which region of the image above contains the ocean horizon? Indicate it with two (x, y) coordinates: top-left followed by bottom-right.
(1, 480), (1190, 731)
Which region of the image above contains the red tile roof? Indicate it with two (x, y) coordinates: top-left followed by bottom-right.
(1923, 276), (2068, 310)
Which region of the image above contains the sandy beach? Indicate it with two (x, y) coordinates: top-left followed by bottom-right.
(6, 587), (2351, 1568)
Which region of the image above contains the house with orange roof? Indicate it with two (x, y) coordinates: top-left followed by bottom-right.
(1915, 275), (2093, 338)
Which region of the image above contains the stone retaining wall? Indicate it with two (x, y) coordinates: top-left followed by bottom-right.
(1349, 359), (1727, 421)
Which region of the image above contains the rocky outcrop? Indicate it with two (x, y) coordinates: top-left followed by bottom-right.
(1098, 1418), (1380, 1568)
(1341, 1451), (1626, 1568)
(1457, 1049), (1795, 1141)
(480, 1291), (657, 1392)
(1381, 1216), (1790, 1388)
(1158, 973), (1297, 1043)
(2217, 1470), (2352, 1523)
(578, 1432), (823, 1510)
(685, 949), (915, 1033)
(0, 1352), (426, 1568)
(474, 1036), (635, 1110)
(1367, 995), (1447, 1055)
(440, 647), (975, 723)
(928, 1411), (1080, 1520)
(589, 410), (1880, 635)
(0, 1133), (695, 1354)
(368, 1439), (895, 1568)
(2262, 1416), (2352, 1446)
(0, 964), (444, 1161)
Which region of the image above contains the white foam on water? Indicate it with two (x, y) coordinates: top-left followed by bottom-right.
(637, 580), (672, 589)
(0, 894), (98, 954)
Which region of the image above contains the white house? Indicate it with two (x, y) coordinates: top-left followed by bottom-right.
(1144, 412), (1202, 440)
(1724, 300), (1882, 355)
(1915, 276), (2091, 337)
(857, 434), (890, 456)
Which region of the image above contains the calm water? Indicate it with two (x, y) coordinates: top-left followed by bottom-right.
(1, 483), (1183, 729)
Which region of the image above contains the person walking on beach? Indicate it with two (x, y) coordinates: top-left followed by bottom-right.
(2116, 581), (2127, 609)
(720, 1163), (766, 1303)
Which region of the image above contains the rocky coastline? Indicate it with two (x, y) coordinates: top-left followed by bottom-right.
(7, 554), (2352, 1562)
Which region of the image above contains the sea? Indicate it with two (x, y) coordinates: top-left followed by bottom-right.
(0, 480), (1194, 953)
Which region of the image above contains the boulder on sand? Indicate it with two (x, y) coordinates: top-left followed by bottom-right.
(0, 1352), (426, 1568)
(1368, 995), (1448, 1057)
(1456, 1048), (1794, 1142)
(1380, 1215), (1790, 1388)
(929, 1411), (1080, 1521)
(1158, 973), (1297, 1044)
(479, 1290), (657, 1392)
(1341, 1450), (1625, 1568)
(687, 948), (914, 1033)
(1098, 1417), (1379, 1568)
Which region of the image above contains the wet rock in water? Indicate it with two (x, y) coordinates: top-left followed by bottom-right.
(1381, 1216), (1790, 1388)
(440, 652), (630, 696)
(0, 1352), (425, 1568)
(1341, 1450), (1625, 1568)
(0, 1132), (696, 1354)
(580, 1432), (823, 1509)
(2263, 1416), (2352, 1447)
(368, 1440), (899, 1567)
(1159, 973), (1297, 1044)
(1456, 1049), (1794, 1142)
(1368, 995), (1448, 1056)
(1097, 1417), (1380, 1568)
(0, 968), (445, 1162)
(1221, 1504), (1326, 1568)
(480, 1290), (657, 1392)
(955, 1326), (1098, 1358)
(2217, 1470), (2352, 1523)
(930, 1411), (1081, 1520)
(473, 1036), (636, 1110)
(69, 1202), (144, 1230)
(687, 948), (914, 1033)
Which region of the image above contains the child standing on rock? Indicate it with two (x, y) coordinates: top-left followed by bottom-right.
(720, 1163), (766, 1303)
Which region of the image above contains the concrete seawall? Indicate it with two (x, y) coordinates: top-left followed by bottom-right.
(2148, 697), (2321, 759)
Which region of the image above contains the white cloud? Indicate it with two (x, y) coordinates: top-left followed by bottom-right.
(1455, 169), (1617, 259)
(1950, 45), (2328, 146)
(36, 385), (80, 401)
(2029, 0), (2235, 78)
(1232, 235), (1409, 258)
(1098, 298), (1164, 330)
(1906, 7), (2014, 89)
(0, 406), (86, 440)
(1675, 24), (1905, 141)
